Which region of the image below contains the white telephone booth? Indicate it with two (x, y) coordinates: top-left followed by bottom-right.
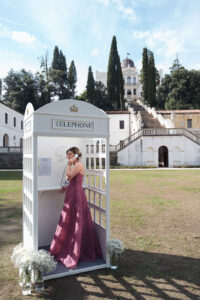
(23, 99), (110, 279)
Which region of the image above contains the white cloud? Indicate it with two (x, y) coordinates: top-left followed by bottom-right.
(0, 23), (10, 37)
(91, 48), (99, 56)
(113, 0), (137, 22)
(146, 30), (184, 58)
(11, 31), (36, 44)
(133, 30), (150, 39)
(97, 0), (110, 5)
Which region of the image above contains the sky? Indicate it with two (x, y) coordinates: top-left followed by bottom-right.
(0, 0), (200, 94)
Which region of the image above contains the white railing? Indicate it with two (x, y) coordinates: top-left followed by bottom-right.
(110, 128), (200, 152)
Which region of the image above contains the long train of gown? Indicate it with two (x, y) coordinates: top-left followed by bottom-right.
(49, 173), (102, 269)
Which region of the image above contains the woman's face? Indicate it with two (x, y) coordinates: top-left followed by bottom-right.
(67, 151), (74, 160)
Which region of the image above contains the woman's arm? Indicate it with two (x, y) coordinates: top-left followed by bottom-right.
(67, 162), (83, 180)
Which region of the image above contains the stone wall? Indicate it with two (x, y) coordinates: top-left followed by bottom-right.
(0, 153), (22, 169)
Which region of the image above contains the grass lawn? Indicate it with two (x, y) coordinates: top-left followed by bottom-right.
(0, 170), (200, 299)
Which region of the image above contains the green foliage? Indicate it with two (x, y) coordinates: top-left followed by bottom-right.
(3, 69), (38, 113)
(107, 36), (124, 110)
(68, 60), (77, 98)
(142, 48), (149, 104)
(94, 82), (113, 110)
(86, 66), (95, 104)
(50, 46), (69, 100)
(157, 57), (200, 110)
(148, 51), (156, 107)
(76, 89), (87, 101)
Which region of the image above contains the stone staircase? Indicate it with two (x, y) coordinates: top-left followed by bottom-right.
(129, 101), (165, 128)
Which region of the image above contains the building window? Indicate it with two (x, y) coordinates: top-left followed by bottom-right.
(187, 119), (192, 128)
(127, 77), (131, 85)
(133, 89), (137, 95)
(133, 77), (136, 85)
(127, 90), (132, 95)
(119, 120), (124, 129)
(14, 117), (16, 127)
(21, 121), (23, 130)
(141, 92), (143, 96)
(5, 113), (8, 124)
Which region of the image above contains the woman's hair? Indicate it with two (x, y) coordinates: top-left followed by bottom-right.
(66, 147), (82, 160)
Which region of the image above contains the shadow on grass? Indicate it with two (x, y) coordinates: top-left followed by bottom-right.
(35, 249), (200, 300)
(0, 170), (22, 181)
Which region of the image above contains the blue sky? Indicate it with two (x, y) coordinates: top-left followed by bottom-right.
(0, 0), (200, 94)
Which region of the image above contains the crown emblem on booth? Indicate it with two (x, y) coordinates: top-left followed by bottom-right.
(70, 105), (78, 112)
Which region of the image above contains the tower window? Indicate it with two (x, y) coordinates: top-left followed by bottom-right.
(14, 117), (16, 127)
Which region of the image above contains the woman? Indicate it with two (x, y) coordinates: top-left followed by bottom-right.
(49, 147), (102, 269)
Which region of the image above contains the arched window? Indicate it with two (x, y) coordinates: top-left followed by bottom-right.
(127, 90), (132, 95)
(3, 134), (9, 147)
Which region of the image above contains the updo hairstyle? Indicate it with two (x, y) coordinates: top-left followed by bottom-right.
(66, 147), (82, 160)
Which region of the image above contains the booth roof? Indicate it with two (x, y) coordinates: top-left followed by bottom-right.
(34, 99), (108, 119)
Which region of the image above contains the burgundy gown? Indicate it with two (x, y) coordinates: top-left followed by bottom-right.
(49, 173), (102, 269)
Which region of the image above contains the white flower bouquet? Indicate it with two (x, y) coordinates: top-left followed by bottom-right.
(11, 243), (57, 294)
(107, 239), (124, 256)
(107, 239), (124, 269)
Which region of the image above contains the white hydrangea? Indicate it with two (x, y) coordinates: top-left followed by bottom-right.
(11, 243), (57, 274)
(107, 239), (124, 256)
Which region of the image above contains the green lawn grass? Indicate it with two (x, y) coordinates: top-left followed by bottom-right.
(0, 170), (200, 300)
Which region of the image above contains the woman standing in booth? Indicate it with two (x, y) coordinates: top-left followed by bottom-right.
(49, 147), (102, 269)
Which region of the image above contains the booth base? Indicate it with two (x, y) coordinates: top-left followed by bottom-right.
(40, 246), (107, 280)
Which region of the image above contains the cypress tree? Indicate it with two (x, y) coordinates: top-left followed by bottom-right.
(52, 46), (60, 70)
(68, 60), (77, 98)
(86, 66), (95, 104)
(118, 54), (124, 110)
(107, 36), (120, 110)
(142, 47), (148, 104)
(148, 51), (156, 107)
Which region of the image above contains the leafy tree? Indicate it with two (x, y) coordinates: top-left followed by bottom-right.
(68, 60), (77, 98)
(156, 58), (200, 110)
(94, 82), (112, 110)
(148, 51), (156, 107)
(156, 74), (171, 109)
(76, 89), (87, 101)
(86, 66), (95, 104)
(36, 51), (51, 105)
(107, 36), (123, 110)
(3, 69), (38, 113)
(142, 47), (149, 104)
